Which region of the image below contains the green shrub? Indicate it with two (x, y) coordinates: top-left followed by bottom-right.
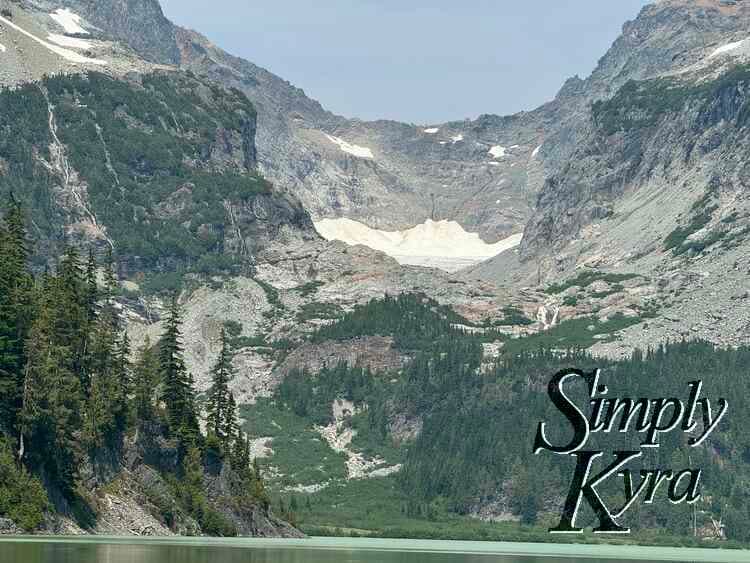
(297, 302), (344, 322)
(545, 271), (638, 294)
(223, 320), (243, 338)
(294, 280), (325, 298)
(0, 438), (49, 531)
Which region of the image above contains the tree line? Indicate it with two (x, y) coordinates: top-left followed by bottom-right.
(0, 201), (266, 533)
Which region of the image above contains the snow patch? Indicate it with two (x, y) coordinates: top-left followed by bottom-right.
(325, 134), (374, 159)
(0, 14), (106, 65)
(50, 8), (89, 35)
(451, 134), (464, 143)
(47, 34), (94, 50)
(423, 127), (439, 134)
(315, 217), (523, 273)
(532, 144), (542, 157)
(0, 43), (5, 53)
(709, 39), (746, 58)
(488, 145), (506, 158)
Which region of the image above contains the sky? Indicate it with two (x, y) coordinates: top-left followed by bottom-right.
(159, 0), (652, 124)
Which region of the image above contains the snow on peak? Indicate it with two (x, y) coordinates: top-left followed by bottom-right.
(709, 39), (746, 58)
(488, 145), (507, 158)
(50, 8), (89, 35)
(314, 217), (523, 273)
(0, 13), (105, 65)
(325, 134), (374, 159)
(451, 134), (464, 143)
(423, 127), (439, 134)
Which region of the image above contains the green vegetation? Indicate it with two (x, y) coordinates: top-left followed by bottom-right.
(544, 270), (639, 295)
(240, 294), (750, 542)
(0, 71), (269, 275)
(297, 302), (344, 322)
(240, 400), (348, 487)
(593, 63), (750, 134)
(0, 204), (266, 532)
(255, 278), (284, 310)
(502, 313), (642, 355)
(0, 438), (48, 531)
(487, 306), (533, 327)
(312, 293), (473, 351)
(293, 280), (325, 298)
(664, 204), (719, 255)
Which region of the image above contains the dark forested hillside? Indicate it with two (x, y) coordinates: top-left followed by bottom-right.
(0, 204), (296, 536)
(0, 71), (311, 275)
(254, 294), (750, 543)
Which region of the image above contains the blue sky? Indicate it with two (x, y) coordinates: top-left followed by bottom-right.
(160, 0), (652, 124)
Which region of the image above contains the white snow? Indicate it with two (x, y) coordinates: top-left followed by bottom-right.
(314, 217), (523, 273)
(0, 43), (5, 53)
(423, 127), (439, 134)
(488, 145), (507, 158)
(0, 14), (105, 65)
(451, 134), (464, 143)
(709, 39), (746, 58)
(325, 134), (374, 159)
(47, 34), (94, 50)
(50, 8), (89, 35)
(532, 144), (542, 157)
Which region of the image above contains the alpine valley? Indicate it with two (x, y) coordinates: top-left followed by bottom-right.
(1, 0), (750, 546)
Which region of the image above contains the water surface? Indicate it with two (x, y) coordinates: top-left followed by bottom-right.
(0, 536), (745, 563)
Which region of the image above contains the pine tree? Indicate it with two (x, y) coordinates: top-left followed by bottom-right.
(19, 277), (83, 497)
(205, 330), (233, 442)
(132, 336), (159, 423)
(112, 332), (132, 432)
(224, 393), (238, 445)
(159, 296), (199, 443)
(0, 202), (32, 436)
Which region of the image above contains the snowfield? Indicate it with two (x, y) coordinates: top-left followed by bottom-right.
(451, 134), (464, 143)
(50, 8), (89, 35)
(423, 127), (439, 134)
(47, 34), (94, 50)
(0, 44), (5, 53)
(0, 14), (106, 65)
(488, 145), (507, 158)
(314, 217), (523, 273)
(325, 134), (374, 159)
(709, 39), (746, 58)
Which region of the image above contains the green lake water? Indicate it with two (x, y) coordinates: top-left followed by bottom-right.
(0, 537), (746, 563)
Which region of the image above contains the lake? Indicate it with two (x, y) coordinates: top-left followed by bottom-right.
(0, 537), (746, 563)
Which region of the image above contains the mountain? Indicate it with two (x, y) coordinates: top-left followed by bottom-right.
(22, 0), (550, 265)
(469, 0), (750, 356)
(3, 0), (750, 544)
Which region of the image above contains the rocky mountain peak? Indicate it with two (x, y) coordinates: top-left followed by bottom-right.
(64, 0), (180, 64)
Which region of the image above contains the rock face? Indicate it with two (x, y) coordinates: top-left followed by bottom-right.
(469, 0), (750, 353)
(275, 336), (405, 379)
(62, 421), (303, 537)
(67, 0), (181, 64)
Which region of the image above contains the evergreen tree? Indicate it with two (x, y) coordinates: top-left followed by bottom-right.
(224, 393), (238, 445)
(132, 337), (159, 423)
(159, 296), (199, 443)
(205, 330), (233, 442)
(19, 277), (83, 497)
(0, 202), (32, 436)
